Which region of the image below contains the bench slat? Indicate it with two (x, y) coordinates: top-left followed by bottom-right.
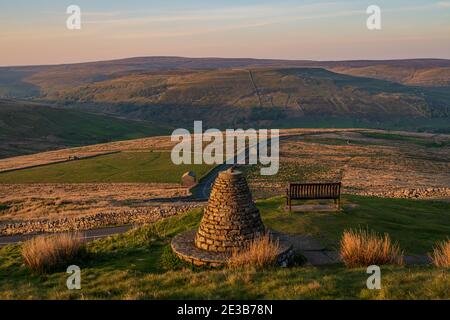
(288, 182), (341, 200)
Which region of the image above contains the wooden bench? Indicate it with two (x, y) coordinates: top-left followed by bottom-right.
(286, 182), (341, 211)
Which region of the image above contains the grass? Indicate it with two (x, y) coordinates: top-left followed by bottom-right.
(258, 195), (450, 254)
(227, 233), (281, 269)
(0, 99), (171, 158)
(0, 196), (449, 299)
(242, 161), (330, 184)
(300, 137), (368, 146)
(299, 132), (450, 148)
(340, 229), (403, 268)
(0, 152), (215, 184)
(272, 116), (450, 133)
(22, 233), (86, 273)
(430, 239), (450, 267)
(360, 132), (450, 148)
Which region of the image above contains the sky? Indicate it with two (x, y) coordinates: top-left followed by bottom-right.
(1, 0), (450, 66)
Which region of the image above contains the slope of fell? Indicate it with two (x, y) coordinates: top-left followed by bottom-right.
(0, 100), (170, 158)
(47, 67), (449, 119)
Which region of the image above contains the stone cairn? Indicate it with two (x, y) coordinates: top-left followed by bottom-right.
(195, 169), (265, 252)
(171, 168), (293, 267)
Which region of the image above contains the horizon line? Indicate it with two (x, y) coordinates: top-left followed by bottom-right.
(1, 55), (450, 68)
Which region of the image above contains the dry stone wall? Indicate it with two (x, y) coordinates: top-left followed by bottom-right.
(0, 204), (201, 236)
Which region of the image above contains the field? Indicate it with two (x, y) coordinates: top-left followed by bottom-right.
(0, 150), (213, 225)
(245, 130), (450, 199)
(0, 183), (189, 223)
(0, 152), (213, 184)
(0, 200), (448, 300)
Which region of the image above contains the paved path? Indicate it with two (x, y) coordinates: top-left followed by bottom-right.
(0, 225), (134, 247)
(191, 163), (232, 200)
(277, 233), (341, 265)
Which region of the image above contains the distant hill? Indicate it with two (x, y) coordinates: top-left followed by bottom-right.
(34, 67), (449, 126)
(0, 56), (449, 136)
(2, 57), (450, 98)
(0, 100), (170, 158)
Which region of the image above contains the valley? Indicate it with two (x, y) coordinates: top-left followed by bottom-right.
(0, 57), (449, 136)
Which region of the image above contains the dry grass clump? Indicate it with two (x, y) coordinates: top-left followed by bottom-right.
(429, 239), (450, 267)
(22, 233), (86, 273)
(227, 233), (280, 269)
(340, 229), (403, 268)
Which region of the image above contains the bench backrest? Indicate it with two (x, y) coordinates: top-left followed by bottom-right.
(288, 183), (341, 200)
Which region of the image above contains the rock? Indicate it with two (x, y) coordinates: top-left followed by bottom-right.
(181, 171), (197, 187)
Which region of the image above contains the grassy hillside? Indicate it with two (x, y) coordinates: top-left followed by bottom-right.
(44, 67), (450, 129)
(1, 57), (310, 97)
(0, 69), (41, 98)
(0, 152), (213, 184)
(46, 68), (442, 114)
(331, 65), (450, 87)
(0, 196), (449, 299)
(0, 100), (170, 158)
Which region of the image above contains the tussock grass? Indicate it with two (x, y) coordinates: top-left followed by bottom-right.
(227, 233), (280, 269)
(340, 229), (403, 268)
(22, 233), (86, 273)
(429, 239), (450, 267)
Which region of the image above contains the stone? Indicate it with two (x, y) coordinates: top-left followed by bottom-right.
(171, 168), (293, 266)
(194, 169), (265, 252)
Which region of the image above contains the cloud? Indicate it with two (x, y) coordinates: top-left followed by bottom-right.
(83, 2), (345, 26)
(84, 2), (364, 40)
(436, 1), (450, 8)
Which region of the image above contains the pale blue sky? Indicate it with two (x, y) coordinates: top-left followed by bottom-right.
(1, 0), (449, 66)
